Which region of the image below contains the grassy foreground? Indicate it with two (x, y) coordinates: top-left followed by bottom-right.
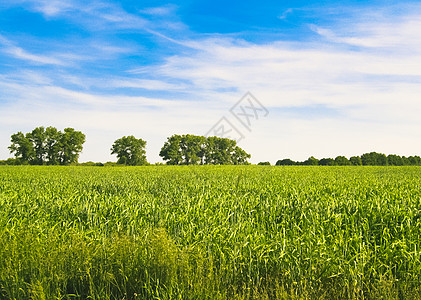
(0, 166), (421, 299)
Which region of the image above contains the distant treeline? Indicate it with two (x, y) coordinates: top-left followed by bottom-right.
(273, 152), (421, 166)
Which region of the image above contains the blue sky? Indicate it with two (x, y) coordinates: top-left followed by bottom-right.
(1, 0), (420, 163)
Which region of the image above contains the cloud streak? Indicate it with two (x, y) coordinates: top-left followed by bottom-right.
(0, 35), (65, 65)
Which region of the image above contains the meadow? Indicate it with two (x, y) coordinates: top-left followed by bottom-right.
(0, 165), (420, 299)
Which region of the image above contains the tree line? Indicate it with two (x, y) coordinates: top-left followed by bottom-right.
(111, 134), (251, 165)
(2, 128), (251, 166)
(5, 127), (85, 165)
(2, 128), (420, 166)
(274, 152), (421, 166)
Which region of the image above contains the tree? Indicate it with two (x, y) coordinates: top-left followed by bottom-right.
(407, 156), (421, 166)
(111, 136), (147, 166)
(301, 156), (319, 166)
(205, 137), (237, 165)
(45, 126), (62, 165)
(9, 127), (85, 165)
(231, 146), (251, 165)
(29, 126), (46, 165)
(204, 136), (250, 165)
(0, 158), (17, 165)
(335, 156), (351, 166)
(8, 132), (34, 164)
(180, 135), (206, 165)
(275, 159), (296, 166)
(361, 152), (387, 166)
(159, 134), (183, 165)
(350, 156), (362, 166)
(387, 154), (403, 166)
(258, 161), (270, 165)
(319, 158), (335, 166)
(59, 128), (86, 165)
(159, 134), (250, 165)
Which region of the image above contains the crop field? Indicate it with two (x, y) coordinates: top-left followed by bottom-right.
(0, 166), (421, 299)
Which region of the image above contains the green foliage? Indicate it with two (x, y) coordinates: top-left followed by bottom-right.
(0, 158), (18, 165)
(160, 134), (250, 165)
(44, 126), (62, 165)
(276, 159), (297, 166)
(111, 136), (148, 166)
(361, 152), (387, 166)
(159, 134), (184, 165)
(319, 158), (336, 166)
(181, 134), (206, 165)
(78, 161), (104, 166)
(301, 156), (319, 165)
(29, 127), (46, 165)
(407, 156), (421, 166)
(275, 153), (420, 167)
(231, 146), (251, 165)
(350, 156), (363, 166)
(8, 131), (34, 163)
(60, 128), (86, 165)
(103, 161), (120, 167)
(257, 161), (271, 165)
(1, 166), (421, 299)
(335, 156), (351, 166)
(387, 154), (404, 166)
(8, 127), (85, 165)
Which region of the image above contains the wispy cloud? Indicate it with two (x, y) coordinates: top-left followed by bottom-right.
(0, 34), (65, 65)
(278, 8), (294, 20)
(33, 0), (74, 17)
(139, 4), (177, 17)
(5, 46), (65, 65)
(108, 78), (187, 91)
(310, 10), (421, 51)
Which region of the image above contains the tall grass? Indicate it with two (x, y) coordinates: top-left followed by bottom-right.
(0, 166), (420, 299)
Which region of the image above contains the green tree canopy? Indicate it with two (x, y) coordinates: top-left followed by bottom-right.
(319, 158), (335, 166)
(407, 156), (421, 166)
(301, 156), (319, 166)
(159, 134), (184, 165)
(111, 136), (147, 166)
(387, 154), (404, 166)
(8, 127), (85, 165)
(335, 156), (351, 166)
(159, 134), (250, 165)
(361, 152), (387, 166)
(275, 159), (297, 166)
(349, 156), (362, 166)
(275, 154), (420, 167)
(231, 146), (251, 165)
(29, 127), (46, 165)
(8, 132), (34, 164)
(45, 126), (62, 165)
(60, 128), (86, 165)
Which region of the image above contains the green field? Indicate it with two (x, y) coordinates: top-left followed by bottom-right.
(0, 166), (421, 299)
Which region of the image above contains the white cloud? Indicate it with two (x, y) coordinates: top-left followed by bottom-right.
(35, 0), (74, 16)
(278, 8), (294, 20)
(5, 46), (65, 65)
(311, 16), (421, 51)
(108, 79), (187, 90)
(0, 34), (65, 65)
(140, 4), (177, 16)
